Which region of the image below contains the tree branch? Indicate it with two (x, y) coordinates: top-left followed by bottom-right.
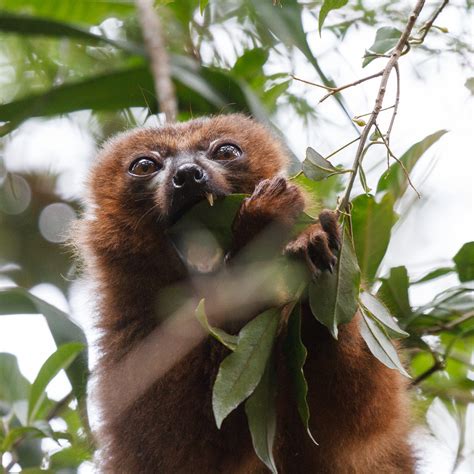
(135, 0), (177, 122)
(412, 358), (445, 386)
(319, 71), (384, 103)
(338, 0), (427, 213)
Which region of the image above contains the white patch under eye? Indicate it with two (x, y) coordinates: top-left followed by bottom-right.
(145, 159), (169, 190)
(200, 157), (228, 176)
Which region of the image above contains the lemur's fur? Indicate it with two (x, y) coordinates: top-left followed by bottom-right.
(77, 115), (413, 473)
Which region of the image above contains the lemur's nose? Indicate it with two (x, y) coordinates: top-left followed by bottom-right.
(172, 164), (207, 189)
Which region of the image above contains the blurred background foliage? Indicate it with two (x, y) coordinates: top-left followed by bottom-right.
(0, 0), (472, 472)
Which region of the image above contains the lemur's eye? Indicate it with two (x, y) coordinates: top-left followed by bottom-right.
(129, 157), (161, 177)
(213, 143), (242, 160)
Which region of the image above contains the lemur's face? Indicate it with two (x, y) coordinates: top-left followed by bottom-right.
(89, 115), (288, 227)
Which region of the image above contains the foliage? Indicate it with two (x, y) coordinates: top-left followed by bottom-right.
(0, 0), (472, 472)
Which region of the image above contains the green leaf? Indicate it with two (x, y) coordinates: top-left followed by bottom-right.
(0, 352), (30, 404)
(351, 193), (397, 285)
(0, 12), (142, 54)
(283, 303), (317, 444)
(195, 299), (238, 351)
(358, 165), (371, 194)
(465, 77), (474, 95)
(309, 223), (360, 338)
(171, 194), (245, 251)
(0, 65), (155, 125)
(362, 26), (402, 67)
(262, 80), (290, 111)
(50, 445), (92, 469)
(319, 0), (349, 34)
(212, 307), (280, 428)
(0, 287), (88, 402)
(453, 242), (474, 282)
(0, 0), (135, 25)
(248, 0), (355, 128)
(2, 425), (69, 451)
(359, 291), (408, 338)
(244, 356), (278, 474)
(358, 306), (410, 377)
(199, 0), (209, 14)
(290, 170), (344, 211)
(232, 48), (269, 82)
(28, 342), (85, 423)
(377, 266), (412, 321)
(290, 173), (322, 218)
(376, 130), (448, 199)
(303, 147), (340, 181)
(411, 267), (455, 284)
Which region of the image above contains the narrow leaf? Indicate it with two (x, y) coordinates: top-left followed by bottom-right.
(283, 303), (317, 444)
(0, 0), (135, 24)
(351, 193), (397, 285)
(245, 356), (278, 474)
(465, 77), (474, 95)
(195, 299), (238, 351)
(360, 291), (408, 338)
(28, 342), (85, 423)
(212, 308), (280, 428)
(453, 242), (474, 282)
(303, 147), (339, 182)
(358, 306), (410, 377)
(2, 426), (69, 452)
(309, 224), (360, 338)
(200, 0), (209, 14)
(377, 266), (412, 320)
(376, 130), (448, 199)
(0, 12), (142, 54)
(0, 352), (30, 403)
(0, 287), (88, 401)
(358, 165), (371, 194)
(319, 0), (349, 34)
(411, 267), (455, 284)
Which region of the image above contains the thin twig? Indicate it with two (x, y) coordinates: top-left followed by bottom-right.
(338, 0), (427, 213)
(291, 74), (333, 90)
(353, 104), (395, 119)
(427, 311), (474, 334)
(325, 136), (361, 160)
(411, 0), (450, 44)
(385, 63), (400, 160)
(319, 70), (384, 103)
(374, 123), (421, 198)
(292, 71), (384, 103)
(135, 0), (177, 122)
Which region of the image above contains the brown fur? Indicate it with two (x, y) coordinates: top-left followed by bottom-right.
(76, 114), (414, 473)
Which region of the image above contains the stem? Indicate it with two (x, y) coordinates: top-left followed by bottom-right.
(411, 0), (450, 44)
(319, 70), (384, 103)
(385, 63), (400, 150)
(325, 136), (361, 160)
(354, 104), (395, 119)
(135, 0), (177, 122)
(338, 0), (427, 214)
(374, 123), (421, 198)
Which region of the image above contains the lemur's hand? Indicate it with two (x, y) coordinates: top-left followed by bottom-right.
(228, 177), (305, 258)
(285, 210), (341, 276)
